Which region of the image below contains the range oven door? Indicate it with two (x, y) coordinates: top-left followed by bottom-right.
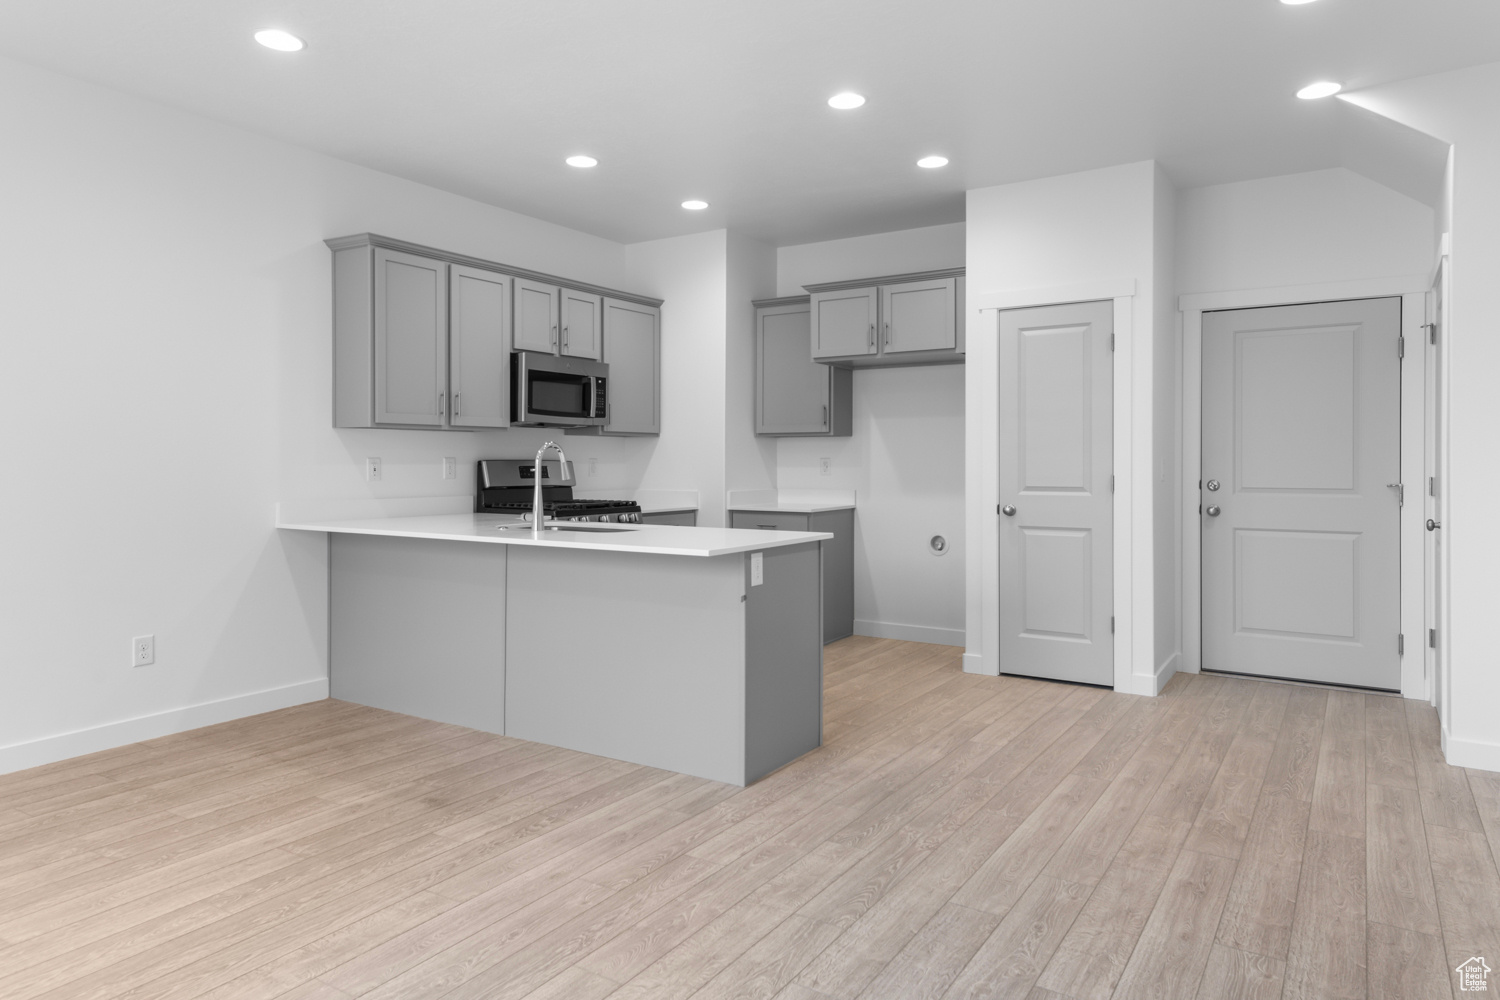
(512, 352), (607, 427)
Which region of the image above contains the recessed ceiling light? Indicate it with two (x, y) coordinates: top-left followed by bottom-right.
(917, 155), (949, 169)
(253, 29), (305, 52)
(827, 92), (865, 110)
(681, 200), (709, 211)
(1296, 80), (1342, 99)
(565, 155), (598, 168)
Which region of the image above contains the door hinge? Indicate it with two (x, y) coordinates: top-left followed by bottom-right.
(1110, 474), (1115, 493)
(1429, 628), (1438, 648)
(997, 504), (1001, 515)
(1398, 633), (1405, 656)
(1429, 475), (1437, 498)
(1110, 616), (1115, 634)
(1109, 334), (1116, 352)
(1423, 322), (1437, 344)
(1398, 336), (1405, 359)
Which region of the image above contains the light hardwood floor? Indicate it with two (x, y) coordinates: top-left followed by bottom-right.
(2, 637), (1497, 1000)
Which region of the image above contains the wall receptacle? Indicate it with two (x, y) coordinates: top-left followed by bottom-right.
(132, 635), (155, 667)
(750, 551), (764, 586)
(819, 457), (832, 476)
(442, 457), (457, 480)
(366, 457), (382, 481)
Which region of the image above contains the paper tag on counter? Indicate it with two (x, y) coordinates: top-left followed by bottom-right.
(750, 551), (764, 586)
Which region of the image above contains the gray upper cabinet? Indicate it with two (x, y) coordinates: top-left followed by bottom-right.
(513, 278), (559, 354)
(811, 286), (878, 360)
(329, 233), (662, 430)
(375, 248), (447, 426)
(448, 265), (511, 429)
(882, 276), (957, 354)
(571, 298), (660, 436)
(560, 289), (603, 360)
(755, 297), (852, 436)
(807, 269), (965, 368)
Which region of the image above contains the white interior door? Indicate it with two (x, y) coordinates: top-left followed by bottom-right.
(1426, 264), (1446, 713)
(1202, 298), (1402, 690)
(998, 301), (1114, 686)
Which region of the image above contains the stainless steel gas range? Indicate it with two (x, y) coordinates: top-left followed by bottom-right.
(475, 459), (642, 523)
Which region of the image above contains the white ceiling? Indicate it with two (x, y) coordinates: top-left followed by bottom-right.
(0, 0), (1489, 246)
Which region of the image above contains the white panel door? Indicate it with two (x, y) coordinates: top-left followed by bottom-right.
(1202, 297), (1401, 690)
(998, 301), (1114, 686)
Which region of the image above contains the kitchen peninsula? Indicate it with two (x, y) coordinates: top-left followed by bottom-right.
(276, 508), (830, 785)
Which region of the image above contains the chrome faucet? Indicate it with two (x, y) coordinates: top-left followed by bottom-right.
(532, 441), (567, 539)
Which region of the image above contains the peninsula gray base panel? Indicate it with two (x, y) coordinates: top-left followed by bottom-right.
(505, 545), (822, 785)
(330, 534), (506, 733)
(744, 542), (823, 783)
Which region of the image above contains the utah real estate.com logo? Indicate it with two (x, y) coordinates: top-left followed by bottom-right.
(1458, 957), (1492, 992)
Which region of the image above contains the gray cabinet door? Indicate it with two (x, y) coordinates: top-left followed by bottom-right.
(561, 289), (603, 360)
(811, 286), (878, 359)
(514, 278), (559, 353)
(640, 510), (697, 526)
(599, 298), (660, 435)
(374, 248), (447, 426)
(882, 277), (956, 354)
(732, 511), (811, 532)
(731, 509), (854, 643)
(449, 265), (510, 429)
(758, 302), (831, 434)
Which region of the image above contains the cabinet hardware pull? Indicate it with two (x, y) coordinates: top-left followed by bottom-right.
(438, 392), (445, 416)
(551, 324), (557, 346)
(756, 524), (776, 529)
(454, 392), (461, 417)
(563, 326), (569, 351)
(868, 322), (874, 349)
(885, 321), (891, 346)
(823, 404), (828, 426)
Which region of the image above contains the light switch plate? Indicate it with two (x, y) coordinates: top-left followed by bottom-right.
(750, 551), (764, 586)
(366, 457), (382, 482)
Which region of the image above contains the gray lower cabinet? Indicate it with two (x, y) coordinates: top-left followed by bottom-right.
(755, 297), (852, 436)
(808, 269), (965, 368)
(640, 510), (697, 526)
(731, 508), (854, 643)
(333, 242), (510, 429)
(568, 297), (660, 436)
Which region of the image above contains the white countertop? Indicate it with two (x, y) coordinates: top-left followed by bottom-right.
(276, 512), (829, 557)
(725, 489), (856, 513)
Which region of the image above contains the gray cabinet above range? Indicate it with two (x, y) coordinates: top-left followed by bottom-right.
(808, 268), (965, 368)
(327, 233), (661, 431)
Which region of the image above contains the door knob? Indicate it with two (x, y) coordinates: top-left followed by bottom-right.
(1002, 505), (1017, 516)
(1427, 518), (1441, 531)
(1206, 505), (1221, 517)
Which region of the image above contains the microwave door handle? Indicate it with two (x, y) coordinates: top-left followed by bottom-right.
(589, 377), (599, 420)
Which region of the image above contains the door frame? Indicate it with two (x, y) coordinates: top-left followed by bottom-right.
(1180, 275), (1432, 699)
(966, 280), (1146, 695)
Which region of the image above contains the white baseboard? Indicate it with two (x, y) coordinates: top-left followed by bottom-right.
(1148, 652), (1181, 695)
(0, 678), (329, 776)
(962, 651), (997, 676)
(855, 619), (965, 647)
(1442, 725), (1500, 773)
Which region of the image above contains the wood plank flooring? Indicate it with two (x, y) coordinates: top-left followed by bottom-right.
(2, 637), (1497, 999)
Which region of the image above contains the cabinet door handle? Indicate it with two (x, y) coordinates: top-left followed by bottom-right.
(823, 404), (828, 426)
(885, 321), (891, 346)
(551, 324), (557, 346)
(454, 392), (461, 417)
(868, 323), (874, 349)
(563, 326), (569, 351)
(438, 392), (445, 416)
(755, 524), (777, 530)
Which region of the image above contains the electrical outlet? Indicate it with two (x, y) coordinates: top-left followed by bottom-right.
(750, 551), (764, 586)
(132, 634), (155, 667)
(366, 457), (382, 482)
(442, 457), (457, 480)
(819, 457), (832, 476)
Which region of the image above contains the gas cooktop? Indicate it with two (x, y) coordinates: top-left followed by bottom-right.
(475, 460), (642, 523)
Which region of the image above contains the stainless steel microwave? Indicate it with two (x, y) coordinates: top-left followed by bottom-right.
(511, 351), (608, 427)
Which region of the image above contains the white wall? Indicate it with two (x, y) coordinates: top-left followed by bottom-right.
(622, 230), (733, 526)
(774, 225), (967, 645)
(1176, 167), (1437, 294)
(1339, 62), (1500, 771)
(0, 55), (685, 772)
(965, 160), (1167, 693)
(725, 233), (779, 500)
(1153, 165), (1180, 680)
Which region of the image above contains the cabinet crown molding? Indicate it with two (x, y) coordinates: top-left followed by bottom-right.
(751, 294), (811, 309)
(801, 266), (965, 295)
(325, 232), (665, 308)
